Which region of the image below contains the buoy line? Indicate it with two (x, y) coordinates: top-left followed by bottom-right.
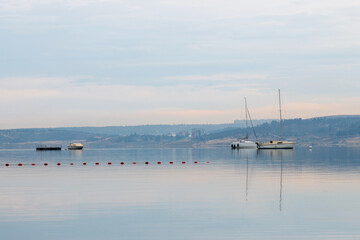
(3, 161), (210, 167)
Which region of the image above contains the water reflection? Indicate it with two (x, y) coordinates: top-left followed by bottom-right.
(246, 153), (249, 201)
(255, 148), (296, 160)
(0, 148), (359, 240)
(280, 154), (283, 212)
(68, 149), (83, 159)
(239, 149), (285, 211)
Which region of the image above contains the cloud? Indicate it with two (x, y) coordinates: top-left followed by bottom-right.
(0, 1), (360, 127)
(163, 73), (267, 82)
(0, 75), (359, 128)
(0, 77), (70, 89)
(0, 89), (59, 100)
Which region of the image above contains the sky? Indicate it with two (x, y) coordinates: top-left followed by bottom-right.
(1, 0), (360, 128)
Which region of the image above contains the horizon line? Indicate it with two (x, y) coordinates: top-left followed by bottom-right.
(1, 114), (360, 131)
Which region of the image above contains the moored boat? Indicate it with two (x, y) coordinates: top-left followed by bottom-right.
(231, 98), (258, 149)
(256, 140), (295, 149)
(257, 89), (296, 150)
(231, 139), (257, 149)
(67, 143), (84, 150)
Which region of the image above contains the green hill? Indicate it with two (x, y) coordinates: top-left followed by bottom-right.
(1, 115), (360, 148)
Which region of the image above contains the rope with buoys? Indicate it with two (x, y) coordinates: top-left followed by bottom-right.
(3, 161), (210, 167)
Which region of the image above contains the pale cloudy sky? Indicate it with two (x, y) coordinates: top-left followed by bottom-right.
(1, 0), (360, 128)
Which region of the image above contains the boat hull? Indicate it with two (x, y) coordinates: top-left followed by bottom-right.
(68, 146), (83, 150)
(257, 142), (295, 149)
(231, 141), (257, 149)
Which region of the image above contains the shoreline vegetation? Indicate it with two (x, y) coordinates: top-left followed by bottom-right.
(1, 115), (360, 149)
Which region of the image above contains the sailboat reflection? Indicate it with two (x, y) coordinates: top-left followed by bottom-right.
(246, 152), (249, 201)
(280, 153), (283, 211)
(235, 148), (258, 159)
(256, 148), (295, 160)
(258, 149), (287, 211)
(241, 149), (292, 211)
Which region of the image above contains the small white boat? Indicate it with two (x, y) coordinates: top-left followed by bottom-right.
(231, 139), (257, 149)
(67, 143), (84, 150)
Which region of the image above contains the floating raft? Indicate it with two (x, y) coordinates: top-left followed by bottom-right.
(36, 145), (62, 151)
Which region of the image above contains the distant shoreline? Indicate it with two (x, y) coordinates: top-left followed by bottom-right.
(1, 115), (360, 149)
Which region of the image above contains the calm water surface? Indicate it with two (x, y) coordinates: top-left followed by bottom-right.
(0, 147), (359, 239)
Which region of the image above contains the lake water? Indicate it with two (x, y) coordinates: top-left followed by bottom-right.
(0, 147), (359, 239)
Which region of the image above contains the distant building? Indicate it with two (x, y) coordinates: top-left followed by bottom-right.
(191, 128), (206, 138)
(177, 130), (188, 137)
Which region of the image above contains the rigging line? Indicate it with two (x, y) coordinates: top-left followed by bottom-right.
(245, 97), (248, 139)
(247, 107), (258, 141)
(279, 89), (283, 140)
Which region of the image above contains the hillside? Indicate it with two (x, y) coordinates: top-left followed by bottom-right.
(0, 115), (360, 148)
(201, 116), (360, 147)
(58, 120), (270, 136)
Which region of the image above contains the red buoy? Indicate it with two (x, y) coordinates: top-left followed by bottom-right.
(120, 162), (124, 165)
(44, 163), (48, 166)
(57, 163), (61, 166)
(70, 163), (74, 165)
(206, 161), (210, 163)
(194, 161), (198, 164)
(18, 163), (22, 166)
(108, 162), (112, 165)
(182, 161), (186, 164)
(5, 163), (9, 167)
(31, 163), (36, 166)
(132, 162), (136, 164)
(157, 162), (161, 164)
(83, 163), (87, 165)
(145, 162), (149, 164)
(169, 161), (173, 164)
(95, 162), (99, 165)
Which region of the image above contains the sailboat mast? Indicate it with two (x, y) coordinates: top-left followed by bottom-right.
(245, 97), (248, 138)
(278, 89), (283, 140)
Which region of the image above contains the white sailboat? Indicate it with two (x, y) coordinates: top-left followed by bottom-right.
(231, 98), (257, 149)
(257, 90), (296, 149)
